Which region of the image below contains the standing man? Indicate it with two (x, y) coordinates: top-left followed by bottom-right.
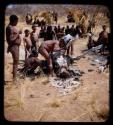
(61, 34), (75, 56)
(65, 25), (71, 35)
(70, 25), (76, 37)
(30, 24), (39, 51)
(6, 15), (21, 82)
(44, 25), (56, 41)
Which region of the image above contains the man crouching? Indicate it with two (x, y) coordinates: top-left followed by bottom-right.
(23, 50), (41, 76)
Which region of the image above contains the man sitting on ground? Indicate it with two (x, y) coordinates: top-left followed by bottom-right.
(23, 50), (41, 75)
(87, 25), (109, 54)
(97, 25), (109, 55)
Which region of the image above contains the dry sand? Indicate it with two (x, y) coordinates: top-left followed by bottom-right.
(4, 21), (109, 122)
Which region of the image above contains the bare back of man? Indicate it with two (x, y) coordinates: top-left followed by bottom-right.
(97, 25), (109, 54)
(39, 40), (61, 75)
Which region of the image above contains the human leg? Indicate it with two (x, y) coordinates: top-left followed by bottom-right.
(11, 46), (19, 80)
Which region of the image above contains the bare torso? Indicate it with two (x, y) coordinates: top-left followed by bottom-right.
(30, 31), (39, 44)
(99, 31), (108, 43)
(39, 40), (60, 53)
(6, 25), (21, 46)
(23, 36), (32, 47)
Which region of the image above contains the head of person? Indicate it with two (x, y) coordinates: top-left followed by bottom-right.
(69, 11), (72, 15)
(31, 49), (38, 57)
(58, 25), (60, 29)
(59, 38), (65, 48)
(47, 25), (52, 32)
(54, 26), (57, 29)
(66, 25), (69, 29)
(71, 25), (74, 28)
(9, 15), (18, 26)
(102, 25), (107, 31)
(32, 24), (38, 31)
(24, 29), (30, 36)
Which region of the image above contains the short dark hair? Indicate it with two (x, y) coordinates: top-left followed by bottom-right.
(102, 25), (107, 29)
(9, 15), (18, 23)
(60, 38), (65, 44)
(31, 49), (38, 57)
(24, 29), (30, 33)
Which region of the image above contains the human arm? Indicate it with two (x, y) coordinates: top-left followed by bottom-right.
(10, 27), (20, 42)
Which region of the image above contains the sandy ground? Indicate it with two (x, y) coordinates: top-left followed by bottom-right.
(4, 22), (109, 122)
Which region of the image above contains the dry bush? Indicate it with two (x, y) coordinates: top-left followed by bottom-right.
(72, 91), (81, 101)
(93, 104), (109, 120)
(69, 112), (88, 122)
(46, 97), (61, 108)
(50, 98), (61, 108)
(87, 93), (109, 121)
(38, 11), (53, 24)
(87, 93), (97, 106)
(65, 8), (85, 25)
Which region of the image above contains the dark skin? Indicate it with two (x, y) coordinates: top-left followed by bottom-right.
(97, 25), (109, 54)
(30, 26), (39, 50)
(56, 26), (64, 40)
(98, 26), (108, 44)
(61, 35), (74, 56)
(25, 55), (41, 72)
(23, 30), (32, 60)
(6, 18), (21, 80)
(67, 44), (73, 56)
(39, 40), (65, 76)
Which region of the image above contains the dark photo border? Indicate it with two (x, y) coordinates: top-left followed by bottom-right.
(0, 0), (112, 124)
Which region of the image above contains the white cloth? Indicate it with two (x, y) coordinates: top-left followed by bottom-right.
(62, 34), (74, 44)
(56, 55), (67, 67)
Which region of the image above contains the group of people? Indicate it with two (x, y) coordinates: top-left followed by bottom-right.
(6, 15), (76, 82)
(26, 11), (58, 26)
(6, 14), (110, 83)
(39, 24), (82, 40)
(87, 25), (110, 55)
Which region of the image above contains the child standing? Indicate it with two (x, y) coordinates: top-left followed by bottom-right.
(23, 29), (32, 60)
